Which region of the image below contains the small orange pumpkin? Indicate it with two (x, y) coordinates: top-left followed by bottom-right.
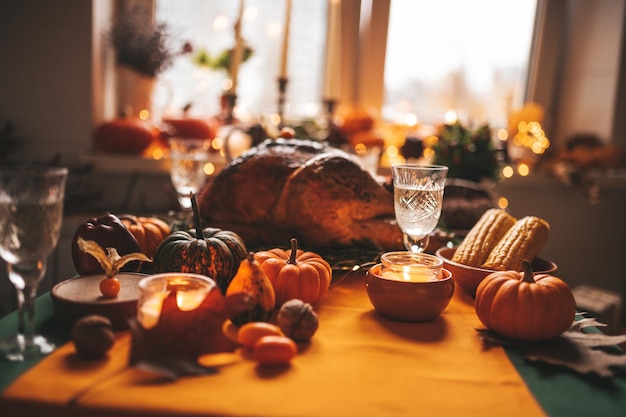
(119, 214), (171, 258)
(162, 117), (215, 140)
(93, 118), (157, 154)
(474, 261), (576, 341)
(254, 238), (332, 306)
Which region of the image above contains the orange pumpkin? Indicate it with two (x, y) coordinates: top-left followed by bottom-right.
(93, 118), (157, 154)
(474, 261), (576, 341)
(163, 117), (215, 139)
(254, 238), (332, 306)
(119, 214), (171, 258)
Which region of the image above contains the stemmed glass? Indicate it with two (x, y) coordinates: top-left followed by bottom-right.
(392, 164), (448, 253)
(168, 138), (211, 224)
(0, 165), (68, 361)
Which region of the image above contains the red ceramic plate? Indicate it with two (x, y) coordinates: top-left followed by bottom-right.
(51, 272), (148, 330)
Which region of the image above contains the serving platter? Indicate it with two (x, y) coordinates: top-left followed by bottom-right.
(51, 272), (148, 330)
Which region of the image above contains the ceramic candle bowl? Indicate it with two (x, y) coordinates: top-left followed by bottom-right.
(435, 247), (558, 294)
(365, 263), (454, 322)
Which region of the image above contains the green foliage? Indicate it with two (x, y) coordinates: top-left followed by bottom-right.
(192, 46), (254, 72)
(432, 122), (500, 182)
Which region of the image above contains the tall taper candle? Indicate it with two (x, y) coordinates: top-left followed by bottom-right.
(323, 0), (341, 100)
(229, 0), (245, 94)
(279, 0), (292, 79)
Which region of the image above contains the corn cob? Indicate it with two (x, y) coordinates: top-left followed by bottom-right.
(481, 216), (550, 271)
(451, 208), (517, 267)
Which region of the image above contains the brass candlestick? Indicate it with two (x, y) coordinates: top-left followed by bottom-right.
(223, 93), (237, 125)
(323, 98), (347, 148)
(323, 98), (337, 125)
(277, 76), (288, 127)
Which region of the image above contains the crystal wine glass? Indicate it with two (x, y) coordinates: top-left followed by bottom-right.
(0, 165), (68, 361)
(392, 164), (448, 253)
(168, 138), (211, 213)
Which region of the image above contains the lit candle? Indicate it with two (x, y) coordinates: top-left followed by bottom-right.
(137, 274), (214, 329)
(229, 0), (245, 94)
(279, 0), (292, 79)
(380, 251), (443, 282)
(323, 0), (341, 100)
(381, 267), (440, 282)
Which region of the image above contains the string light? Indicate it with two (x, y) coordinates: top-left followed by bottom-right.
(513, 120), (549, 154)
(502, 165), (514, 178)
(517, 162), (530, 176)
(203, 162), (215, 176)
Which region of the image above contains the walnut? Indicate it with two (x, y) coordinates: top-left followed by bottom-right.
(72, 315), (115, 360)
(277, 299), (319, 342)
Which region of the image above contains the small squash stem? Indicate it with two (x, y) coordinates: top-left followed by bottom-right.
(287, 238), (299, 265)
(246, 251), (255, 263)
(521, 260), (535, 283)
(190, 192), (204, 239)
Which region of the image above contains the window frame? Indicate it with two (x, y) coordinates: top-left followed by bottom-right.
(99, 0), (557, 138)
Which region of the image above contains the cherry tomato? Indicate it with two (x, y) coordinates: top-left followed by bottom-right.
(99, 277), (121, 298)
(253, 335), (297, 366)
(238, 322), (284, 348)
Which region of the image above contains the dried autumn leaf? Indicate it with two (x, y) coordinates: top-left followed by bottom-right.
(77, 236), (151, 278)
(477, 316), (626, 377)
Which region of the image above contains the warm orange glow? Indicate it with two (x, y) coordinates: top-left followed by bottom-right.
(423, 147), (435, 160)
(381, 145), (405, 167)
(203, 162), (215, 176)
(517, 121), (528, 133)
(354, 143), (368, 155)
(517, 163), (530, 176)
(152, 147), (164, 160)
(502, 165), (514, 178)
(139, 109), (150, 120)
(386, 145), (399, 158)
(423, 135), (439, 148)
(212, 137), (224, 151)
(497, 128), (508, 141)
(531, 142), (545, 154)
(497, 197), (509, 209)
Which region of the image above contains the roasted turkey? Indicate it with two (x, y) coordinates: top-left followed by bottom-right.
(197, 138), (404, 251)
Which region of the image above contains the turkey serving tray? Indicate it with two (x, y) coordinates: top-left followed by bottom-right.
(51, 273), (147, 330)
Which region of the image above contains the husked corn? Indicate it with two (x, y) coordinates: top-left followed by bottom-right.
(481, 216), (550, 271)
(451, 208), (517, 267)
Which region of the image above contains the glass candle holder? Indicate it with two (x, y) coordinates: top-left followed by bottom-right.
(380, 251), (443, 282)
(137, 273), (215, 329)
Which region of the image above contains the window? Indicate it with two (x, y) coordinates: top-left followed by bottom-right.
(154, 0), (327, 120)
(382, 0), (538, 128)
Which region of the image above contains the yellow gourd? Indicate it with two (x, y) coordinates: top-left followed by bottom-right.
(226, 252), (276, 325)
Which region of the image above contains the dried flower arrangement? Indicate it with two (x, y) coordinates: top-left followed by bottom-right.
(108, 7), (185, 78)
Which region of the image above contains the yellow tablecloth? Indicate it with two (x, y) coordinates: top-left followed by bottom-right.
(2, 273), (546, 417)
